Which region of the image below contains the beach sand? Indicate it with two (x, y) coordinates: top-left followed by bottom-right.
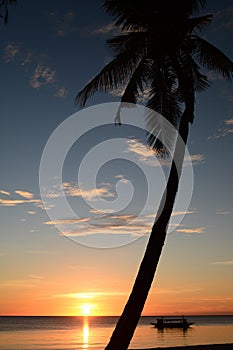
(134, 344), (233, 350)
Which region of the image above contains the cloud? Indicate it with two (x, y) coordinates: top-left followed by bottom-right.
(109, 85), (150, 102)
(3, 41), (66, 95)
(0, 189), (42, 208)
(30, 64), (56, 89)
(44, 217), (89, 225)
(20, 51), (33, 66)
(225, 118), (233, 125)
(211, 260), (233, 266)
(176, 227), (206, 234)
(0, 197), (42, 207)
(4, 43), (32, 67)
(216, 209), (231, 215)
(55, 87), (67, 98)
(125, 139), (205, 166)
(44, 182), (115, 201)
(187, 154), (205, 164)
(208, 118), (233, 139)
(0, 198), (28, 207)
(0, 190), (10, 196)
(45, 210), (196, 238)
(56, 215), (152, 237)
(171, 210), (196, 217)
(15, 190), (34, 199)
(4, 43), (20, 62)
(94, 22), (119, 35)
(46, 212), (153, 238)
(125, 139), (160, 166)
(56, 291), (127, 299)
(27, 274), (44, 280)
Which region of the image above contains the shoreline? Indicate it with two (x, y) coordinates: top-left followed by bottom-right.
(132, 344), (233, 350)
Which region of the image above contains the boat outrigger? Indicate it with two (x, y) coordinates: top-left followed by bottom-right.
(151, 317), (194, 329)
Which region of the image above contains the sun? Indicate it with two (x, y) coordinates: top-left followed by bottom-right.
(80, 303), (94, 316)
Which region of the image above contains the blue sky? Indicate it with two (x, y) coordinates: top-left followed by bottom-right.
(0, 0), (233, 316)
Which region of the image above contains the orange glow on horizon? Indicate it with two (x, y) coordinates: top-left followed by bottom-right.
(79, 303), (95, 316)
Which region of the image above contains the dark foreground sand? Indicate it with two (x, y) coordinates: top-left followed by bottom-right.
(134, 344), (233, 350)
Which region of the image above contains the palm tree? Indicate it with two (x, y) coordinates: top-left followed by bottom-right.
(76, 1), (233, 349)
(0, 0), (16, 24)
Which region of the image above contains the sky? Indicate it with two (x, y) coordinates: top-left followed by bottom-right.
(0, 0), (233, 316)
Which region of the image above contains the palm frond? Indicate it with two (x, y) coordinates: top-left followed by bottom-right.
(145, 64), (182, 157)
(103, 0), (148, 30)
(187, 14), (212, 33)
(0, 0), (16, 23)
(193, 36), (233, 80)
(75, 50), (143, 107)
(114, 58), (151, 125)
(188, 0), (206, 13)
(120, 58), (151, 104)
(145, 96), (181, 157)
(190, 58), (210, 91)
(107, 32), (147, 55)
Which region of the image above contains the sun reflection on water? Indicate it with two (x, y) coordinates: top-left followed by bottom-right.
(82, 317), (89, 349)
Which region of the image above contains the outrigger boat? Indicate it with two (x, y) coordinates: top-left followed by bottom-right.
(151, 317), (194, 329)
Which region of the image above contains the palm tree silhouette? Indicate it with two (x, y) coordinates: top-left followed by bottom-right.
(76, 1), (233, 349)
(0, 0), (16, 24)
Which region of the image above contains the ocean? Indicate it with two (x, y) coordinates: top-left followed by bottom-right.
(0, 315), (233, 349)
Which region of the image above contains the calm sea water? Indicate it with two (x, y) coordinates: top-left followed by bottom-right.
(0, 316), (233, 349)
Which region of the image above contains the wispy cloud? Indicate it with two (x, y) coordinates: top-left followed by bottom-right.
(27, 274), (44, 280)
(125, 139), (205, 166)
(44, 217), (90, 226)
(225, 118), (233, 125)
(44, 212), (152, 238)
(125, 139), (158, 166)
(176, 227), (206, 234)
(216, 208), (231, 215)
(0, 197), (41, 207)
(188, 154), (205, 164)
(171, 210), (196, 217)
(15, 190), (34, 199)
(109, 85), (150, 102)
(55, 87), (67, 98)
(0, 189), (10, 196)
(208, 118), (233, 139)
(44, 182), (115, 201)
(3, 42), (20, 62)
(27, 210), (36, 215)
(30, 64), (56, 89)
(0, 189), (42, 208)
(56, 291), (127, 299)
(94, 22), (119, 35)
(3, 42), (67, 97)
(20, 51), (33, 66)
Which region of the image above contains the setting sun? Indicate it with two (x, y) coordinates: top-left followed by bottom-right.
(80, 304), (95, 316)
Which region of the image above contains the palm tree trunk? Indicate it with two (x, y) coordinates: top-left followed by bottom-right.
(105, 112), (190, 350)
